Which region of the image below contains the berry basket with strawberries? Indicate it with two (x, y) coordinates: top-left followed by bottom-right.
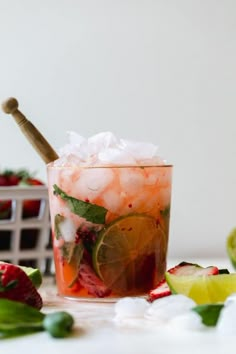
(0, 169), (53, 274)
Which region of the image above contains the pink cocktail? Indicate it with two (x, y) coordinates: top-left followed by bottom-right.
(47, 162), (172, 300)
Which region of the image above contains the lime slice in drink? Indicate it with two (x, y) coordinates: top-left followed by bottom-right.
(166, 273), (236, 304)
(93, 214), (166, 295)
(226, 228), (236, 270)
(19, 265), (43, 289)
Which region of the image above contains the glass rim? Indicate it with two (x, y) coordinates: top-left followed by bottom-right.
(47, 164), (173, 169)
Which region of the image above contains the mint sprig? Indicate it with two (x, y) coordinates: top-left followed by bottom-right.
(192, 304), (224, 326)
(53, 185), (108, 224)
(0, 299), (74, 338)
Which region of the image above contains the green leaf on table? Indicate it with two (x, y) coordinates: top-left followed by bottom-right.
(192, 304), (224, 326)
(53, 184), (108, 224)
(0, 299), (44, 337)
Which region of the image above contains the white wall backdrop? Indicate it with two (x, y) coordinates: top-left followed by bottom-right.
(0, 0), (236, 258)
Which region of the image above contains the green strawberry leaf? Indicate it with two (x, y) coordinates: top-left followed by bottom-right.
(218, 268), (230, 274)
(53, 184), (108, 224)
(192, 304), (224, 326)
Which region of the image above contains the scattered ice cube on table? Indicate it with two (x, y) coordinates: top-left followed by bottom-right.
(224, 293), (236, 307)
(145, 295), (196, 322)
(114, 297), (150, 320)
(169, 311), (205, 331)
(217, 302), (236, 335)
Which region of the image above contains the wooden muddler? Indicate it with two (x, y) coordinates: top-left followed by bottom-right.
(2, 97), (59, 164)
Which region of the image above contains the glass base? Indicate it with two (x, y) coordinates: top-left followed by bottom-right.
(60, 294), (148, 303)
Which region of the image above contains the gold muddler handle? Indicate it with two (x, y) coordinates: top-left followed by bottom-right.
(2, 97), (59, 164)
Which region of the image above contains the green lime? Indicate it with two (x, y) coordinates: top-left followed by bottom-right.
(19, 265), (43, 289)
(166, 273), (236, 304)
(93, 214), (166, 295)
(226, 228), (236, 269)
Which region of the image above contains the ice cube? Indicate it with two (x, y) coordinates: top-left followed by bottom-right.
(58, 217), (77, 242)
(88, 131), (120, 150)
(98, 148), (136, 165)
(224, 293), (236, 306)
(73, 167), (114, 200)
(145, 295), (196, 322)
(114, 297), (150, 320)
(169, 311), (205, 331)
(217, 302), (236, 335)
(102, 190), (123, 214)
(119, 168), (145, 195)
(120, 139), (158, 161)
(54, 131), (165, 167)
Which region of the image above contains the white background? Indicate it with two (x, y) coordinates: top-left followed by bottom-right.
(0, 0), (235, 258)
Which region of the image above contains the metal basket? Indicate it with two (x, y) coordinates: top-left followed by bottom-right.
(0, 186), (53, 274)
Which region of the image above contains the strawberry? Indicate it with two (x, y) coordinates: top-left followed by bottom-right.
(0, 169), (44, 219)
(78, 262), (111, 297)
(0, 263), (43, 309)
(148, 262), (219, 302)
(20, 177), (44, 218)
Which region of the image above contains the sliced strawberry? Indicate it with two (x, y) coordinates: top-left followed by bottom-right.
(0, 263), (43, 309)
(148, 262), (219, 302)
(149, 279), (171, 300)
(78, 262), (111, 298)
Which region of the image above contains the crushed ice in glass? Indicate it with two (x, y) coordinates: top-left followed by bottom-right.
(54, 131), (166, 166)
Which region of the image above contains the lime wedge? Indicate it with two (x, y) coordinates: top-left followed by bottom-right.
(226, 228), (236, 269)
(166, 273), (236, 304)
(93, 214), (166, 295)
(19, 265), (43, 289)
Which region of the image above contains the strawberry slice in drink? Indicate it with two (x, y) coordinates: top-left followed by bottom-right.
(148, 262), (219, 302)
(78, 262), (111, 298)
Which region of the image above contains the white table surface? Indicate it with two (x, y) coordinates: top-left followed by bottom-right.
(1, 258), (234, 354)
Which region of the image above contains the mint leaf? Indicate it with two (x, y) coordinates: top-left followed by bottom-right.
(53, 184), (108, 224)
(62, 241), (84, 265)
(0, 299), (44, 337)
(192, 304), (224, 326)
(0, 299), (74, 339)
(160, 205), (170, 218)
(54, 214), (65, 240)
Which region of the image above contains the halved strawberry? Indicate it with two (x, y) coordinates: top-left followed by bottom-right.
(148, 262), (219, 302)
(0, 263), (43, 309)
